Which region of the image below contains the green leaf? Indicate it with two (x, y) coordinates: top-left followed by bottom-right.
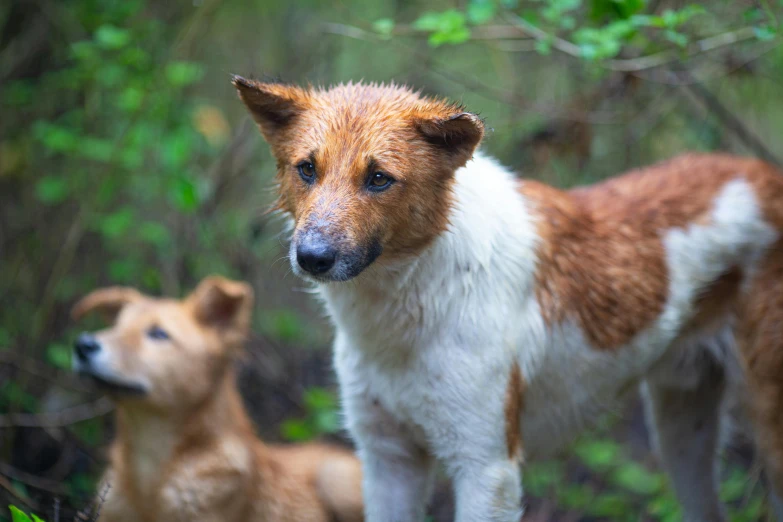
(164, 61), (204, 87)
(34, 122), (78, 153)
(35, 176), (70, 205)
(303, 387), (337, 411)
(138, 222), (171, 247)
(467, 0), (496, 25)
(71, 417), (103, 446)
(118, 86), (144, 112)
(573, 438), (622, 470)
(79, 137), (114, 162)
(161, 132), (194, 169)
(46, 343), (72, 370)
(610, 461), (664, 495)
(281, 419), (313, 441)
(313, 409), (340, 434)
(413, 10), (471, 47)
(413, 11), (446, 31)
(95, 25), (131, 49)
(100, 208), (135, 239)
(535, 38), (553, 55)
(372, 18), (395, 37)
(523, 461), (564, 496)
(664, 29), (688, 47)
(260, 309), (305, 343)
(108, 259), (138, 282)
(9, 506), (33, 522)
(754, 24), (777, 41)
(170, 177), (199, 213)
(429, 27), (471, 46)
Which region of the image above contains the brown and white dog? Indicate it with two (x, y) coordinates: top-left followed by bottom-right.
(234, 77), (783, 522)
(71, 276), (363, 522)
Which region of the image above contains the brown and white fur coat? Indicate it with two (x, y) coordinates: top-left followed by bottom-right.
(234, 77), (783, 522)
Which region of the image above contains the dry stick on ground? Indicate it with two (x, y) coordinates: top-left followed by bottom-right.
(673, 68), (782, 166)
(0, 397), (113, 428)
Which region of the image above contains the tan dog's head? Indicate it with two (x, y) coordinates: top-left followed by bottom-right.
(233, 77), (485, 282)
(70, 276), (253, 410)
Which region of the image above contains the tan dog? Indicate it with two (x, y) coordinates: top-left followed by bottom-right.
(71, 276), (363, 522)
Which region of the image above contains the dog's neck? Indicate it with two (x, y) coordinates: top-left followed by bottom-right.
(111, 368), (257, 488)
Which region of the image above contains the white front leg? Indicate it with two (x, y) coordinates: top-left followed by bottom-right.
(451, 459), (524, 522)
(346, 396), (435, 522)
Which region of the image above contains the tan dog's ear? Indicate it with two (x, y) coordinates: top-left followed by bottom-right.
(231, 75), (309, 143)
(72, 287), (143, 322)
(188, 276), (254, 345)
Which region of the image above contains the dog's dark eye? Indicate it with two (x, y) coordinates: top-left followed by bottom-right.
(147, 326), (169, 341)
(297, 162), (316, 184)
(368, 172), (393, 192)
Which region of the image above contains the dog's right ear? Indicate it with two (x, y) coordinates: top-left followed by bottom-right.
(72, 287), (143, 322)
(231, 75), (309, 142)
(188, 276), (254, 347)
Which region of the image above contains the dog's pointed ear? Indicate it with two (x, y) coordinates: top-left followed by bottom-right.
(188, 276), (253, 344)
(232, 75), (308, 141)
(414, 111), (485, 168)
(72, 287), (143, 322)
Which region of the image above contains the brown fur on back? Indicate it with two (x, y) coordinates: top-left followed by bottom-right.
(524, 153), (783, 349)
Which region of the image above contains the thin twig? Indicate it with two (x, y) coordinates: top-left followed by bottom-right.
(503, 12), (762, 72)
(0, 396), (113, 428)
(0, 351), (94, 392)
(0, 473), (40, 511)
(0, 463), (69, 495)
(321, 22), (630, 124)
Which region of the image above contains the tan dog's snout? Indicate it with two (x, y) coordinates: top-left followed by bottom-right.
(74, 332), (101, 364)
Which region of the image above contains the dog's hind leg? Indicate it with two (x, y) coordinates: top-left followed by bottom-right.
(643, 351), (727, 522)
(738, 246), (783, 521)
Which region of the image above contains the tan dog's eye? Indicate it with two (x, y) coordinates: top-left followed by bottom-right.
(147, 326), (170, 341)
(297, 161), (316, 184)
(368, 172), (394, 192)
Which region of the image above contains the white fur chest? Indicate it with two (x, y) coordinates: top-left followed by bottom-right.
(320, 155), (546, 461)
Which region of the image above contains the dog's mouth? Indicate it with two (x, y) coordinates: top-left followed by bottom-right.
(290, 237), (383, 283)
(77, 368), (148, 396)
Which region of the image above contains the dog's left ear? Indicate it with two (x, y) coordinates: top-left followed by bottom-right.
(72, 287), (143, 322)
(231, 75), (309, 145)
(188, 276), (254, 345)
(414, 111), (485, 169)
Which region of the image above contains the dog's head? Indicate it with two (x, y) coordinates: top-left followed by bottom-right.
(233, 77), (485, 282)
(70, 276), (253, 410)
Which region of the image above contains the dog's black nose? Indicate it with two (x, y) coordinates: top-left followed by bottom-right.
(297, 240), (337, 275)
(74, 333), (101, 362)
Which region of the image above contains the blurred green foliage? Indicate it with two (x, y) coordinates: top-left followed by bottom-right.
(391, 0), (779, 62)
(2, 0), (783, 520)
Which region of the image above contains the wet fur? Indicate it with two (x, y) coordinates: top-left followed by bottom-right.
(235, 78), (783, 522)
